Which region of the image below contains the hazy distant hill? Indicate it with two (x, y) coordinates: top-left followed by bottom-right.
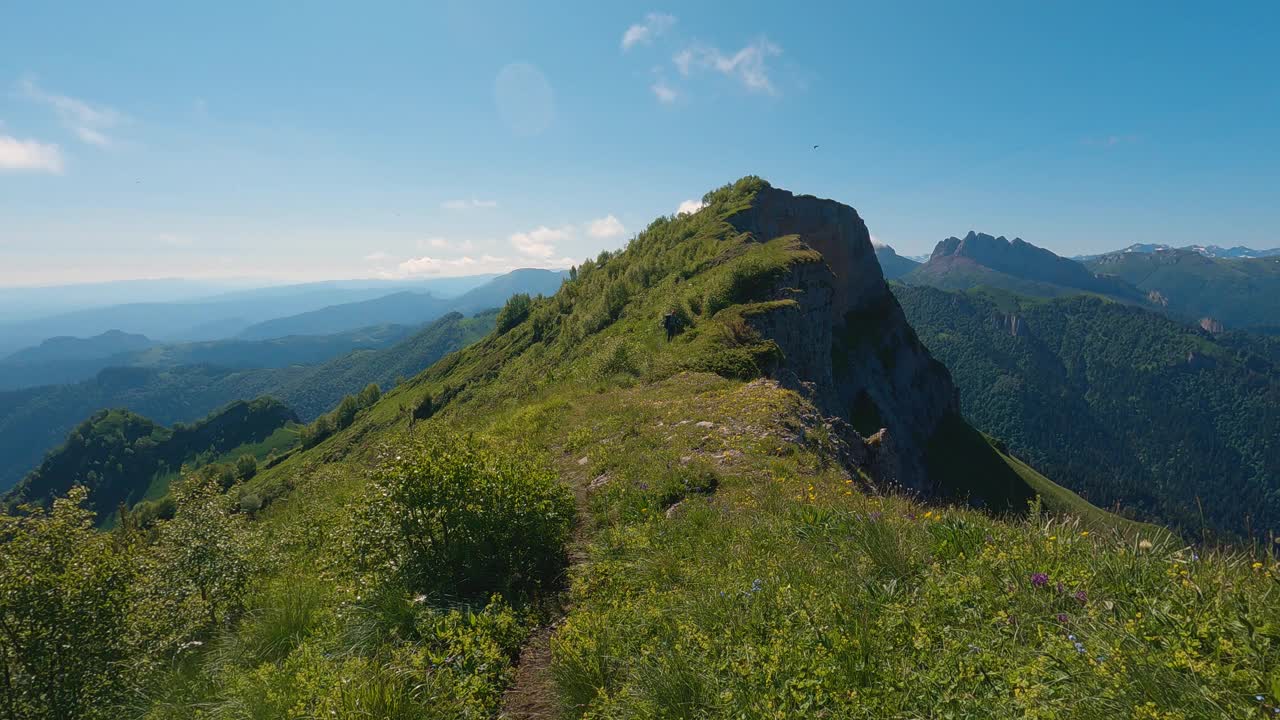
(237, 268), (566, 339)
(873, 244), (920, 279)
(1085, 249), (1280, 331)
(0, 311), (495, 490)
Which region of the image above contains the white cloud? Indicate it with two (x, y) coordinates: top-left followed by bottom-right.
(0, 134), (63, 173)
(398, 255), (479, 275)
(676, 199), (705, 215)
(510, 225), (572, 258)
(441, 197), (498, 210)
(394, 253), (575, 277)
(622, 13), (676, 50)
(587, 214), (626, 239)
(673, 38), (781, 94)
(364, 250), (391, 262)
(651, 80), (677, 104)
(18, 77), (127, 147)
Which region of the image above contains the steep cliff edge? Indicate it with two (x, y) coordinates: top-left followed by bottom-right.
(725, 186), (1021, 503)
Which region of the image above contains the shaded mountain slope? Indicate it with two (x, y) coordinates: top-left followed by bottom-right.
(3, 397), (297, 519)
(895, 284), (1280, 537)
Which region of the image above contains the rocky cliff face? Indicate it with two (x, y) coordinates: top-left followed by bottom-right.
(727, 185), (961, 493)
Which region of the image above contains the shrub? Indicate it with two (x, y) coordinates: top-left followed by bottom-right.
(354, 433), (575, 600)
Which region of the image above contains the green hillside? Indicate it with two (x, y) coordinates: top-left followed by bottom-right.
(0, 311), (496, 490)
(1086, 249), (1280, 330)
(5, 179), (1276, 720)
(3, 397), (298, 520)
(895, 284), (1280, 538)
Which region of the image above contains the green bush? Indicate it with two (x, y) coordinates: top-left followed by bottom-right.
(355, 433), (575, 600)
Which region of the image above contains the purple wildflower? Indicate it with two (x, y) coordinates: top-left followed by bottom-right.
(1056, 581), (1064, 593)
(1074, 589), (1088, 605)
(1031, 572), (1049, 588)
(1056, 613), (1069, 624)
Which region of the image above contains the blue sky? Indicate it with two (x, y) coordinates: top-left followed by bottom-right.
(1, 1), (1277, 286)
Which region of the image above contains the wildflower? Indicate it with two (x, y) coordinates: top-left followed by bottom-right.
(1057, 613), (1069, 624)
(1253, 562), (1264, 570)
(1080, 530), (1090, 537)
(1031, 572), (1049, 588)
(1138, 539), (1153, 550)
(1074, 641), (1085, 654)
(1258, 695), (1266, 702)
(1074, 589), (1088, 605)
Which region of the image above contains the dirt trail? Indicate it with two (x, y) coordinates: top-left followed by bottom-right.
(499, 450), (593, 720)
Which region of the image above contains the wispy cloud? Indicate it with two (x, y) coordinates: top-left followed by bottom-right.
(673, 38), (781, 94)
(676, 199), (705, 215)
(622, 13), (676, 51)
(157, 233), (195, 248)
(651, 79), (678, 104)
(1082, 134), (1139, 147)
(510, 225), (572, 258)
(587, 214), (626, 239)
(417, 236), (475, 252)
(441, 197), (498, 210)
(18, 77), (127, 148)
(0, 134), (64, 173)
(363, 250), (391, 262)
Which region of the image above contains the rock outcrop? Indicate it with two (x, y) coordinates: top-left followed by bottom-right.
(726, 185), (961, 493)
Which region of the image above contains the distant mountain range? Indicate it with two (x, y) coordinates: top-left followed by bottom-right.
(0, 269), (567, 390)
(1076, 243), (1280, 261)
(235, 268), (564, 339)
(891, 231), (1280, 333)
(0, 310), (496, 491)
(0, 273), (500, 356)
